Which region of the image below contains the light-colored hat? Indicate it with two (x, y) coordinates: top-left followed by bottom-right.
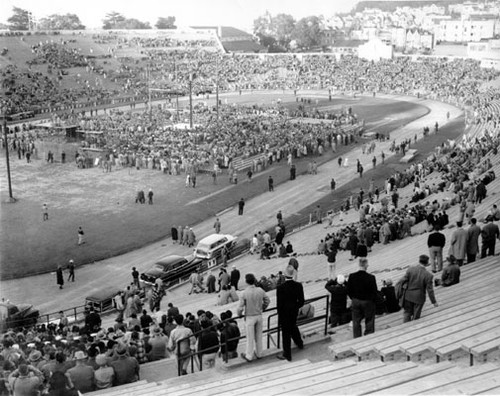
(74, 351), (87, 360)
(336, 275), (345, 285)
(95, 354), (108, 366)
(28, 350), (42, 362)
(284, 265), (295, 278)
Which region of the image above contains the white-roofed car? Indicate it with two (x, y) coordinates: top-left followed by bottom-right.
(194, 234), (237, 262)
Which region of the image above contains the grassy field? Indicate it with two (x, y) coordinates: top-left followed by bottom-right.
(0, 93), (429, 279)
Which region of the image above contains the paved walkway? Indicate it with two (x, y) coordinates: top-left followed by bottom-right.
(0, 94), (462, 315)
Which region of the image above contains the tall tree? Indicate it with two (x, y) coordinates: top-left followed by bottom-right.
(7, 7), (30, 31)
(102, 11), (126, 29)
(102, 12), (151, 29)
(273, 13), (295, 48)
(292, 16), (322, 50)
(117, 18), (151, 29)
(38, 13), (85, 30)
(155, 16), (176, 29)
(253, 12), (295, 51)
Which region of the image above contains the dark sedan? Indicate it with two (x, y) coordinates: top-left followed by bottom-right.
(140, 254), (204, 288)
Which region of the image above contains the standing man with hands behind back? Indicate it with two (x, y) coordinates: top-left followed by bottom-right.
(399, 254), (438, 322)
(276, 265), (305, 361)
(347, 258), (378, 338)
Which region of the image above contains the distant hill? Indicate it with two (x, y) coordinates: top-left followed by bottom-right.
(354, 0), (467, 12)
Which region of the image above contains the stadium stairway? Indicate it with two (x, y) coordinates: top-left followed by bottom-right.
(87, 357), (500, 395)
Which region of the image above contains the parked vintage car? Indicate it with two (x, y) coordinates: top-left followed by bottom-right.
(140, 254), (204, 287)
(194, 234), (237, 261)
(0, 301), (39, 332)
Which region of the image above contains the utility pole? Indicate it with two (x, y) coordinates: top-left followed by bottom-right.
(147, 64), (152, 120)
(2, 114), (15, 202)
(216, 56), (219, 122)
(189, 73), (194, 129)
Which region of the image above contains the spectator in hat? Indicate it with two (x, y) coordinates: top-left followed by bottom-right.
(325, 274), (350, 327)
(94, 354), (115, 390)
(398, 255), (438, 322)
(148, 326), (169, 361)
(347, 258), (378, 338)
(438, 256), (461, 287)
(66, 350), (95, 393)
(276, 265), (305, 361)
(109, 343), (140, 386)
(448, 221), (468, 266)
(481, 216), (500, 258)
(381, 279), (400, 313)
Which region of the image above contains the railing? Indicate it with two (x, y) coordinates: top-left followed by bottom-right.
(175, 294), (330, 376)
(40, 304), (88, 326)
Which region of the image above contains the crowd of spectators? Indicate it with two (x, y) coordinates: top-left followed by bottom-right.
(316, 129), (499, 272)
(3, 32), (500, 121)
(0, 299), (241, 394)
(51, 103), (359, 174)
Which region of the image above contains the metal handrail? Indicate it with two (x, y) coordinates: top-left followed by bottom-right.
(175, 294), (330, 376)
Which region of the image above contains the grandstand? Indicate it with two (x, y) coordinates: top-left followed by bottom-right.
(2, 27), (500, 396)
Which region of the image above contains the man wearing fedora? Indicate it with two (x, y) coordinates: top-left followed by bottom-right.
(66, 350), (95, 393)
(109, 343), (140, 386)
(276, 265), (305, 361)
(399, 254), (438, 322)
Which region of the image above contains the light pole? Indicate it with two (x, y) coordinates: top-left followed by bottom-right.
(215, 56), (219, 122)
(2, 113), (15, 202)
(189, 73), (195, 129)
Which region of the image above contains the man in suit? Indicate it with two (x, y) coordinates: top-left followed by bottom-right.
(448, 221), (468, 266)
(347, 258), (378, 338)
(481, 216), (500, 258)
(276, 265), (305, 361)
(427, 226), (446, 273)
(466, 218), (481, 263)
(400, 255), (438, 322)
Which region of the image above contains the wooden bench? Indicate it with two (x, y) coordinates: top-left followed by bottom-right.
(468, 337), (500, 366)
(332, 284), (500, 361)
(212, 361), (355, 396)
(370, 363), (500, 395)
(260, 360), (386, 395)
(365, 299), (500, 361)
(388, 306), (500, 362)
(334, 361), (454, 395)
(290, 361), (419, 395)
(433, 321), (500, 363)
(165, 360), (313, 396)
(416, 312), (500, 362)
(423, 367), (500, 395)
(85, 381), (150, 396)
(460, 328), (500, 365)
